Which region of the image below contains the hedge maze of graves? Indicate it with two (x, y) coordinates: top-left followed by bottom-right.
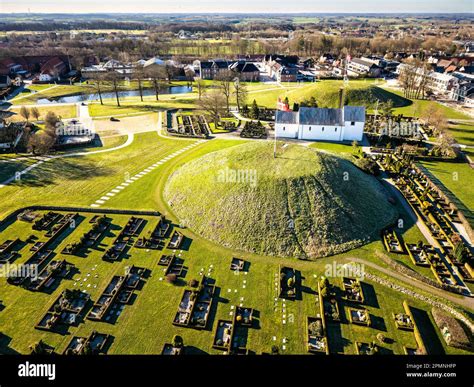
(170, 113), (211, 138)
(377, 153), (474, 291)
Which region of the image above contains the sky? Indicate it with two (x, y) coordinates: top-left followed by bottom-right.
(0, 0), (473, 14)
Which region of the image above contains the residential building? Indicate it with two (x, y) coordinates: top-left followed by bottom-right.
(229, 61), (260, 81)
(197, 60), (232, 80)
(347, 58), (381, 77)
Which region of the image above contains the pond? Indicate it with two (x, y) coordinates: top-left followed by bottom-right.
(33, 86), (193, 104)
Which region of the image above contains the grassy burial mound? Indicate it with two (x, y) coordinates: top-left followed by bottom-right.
(164, 142), (397, 258)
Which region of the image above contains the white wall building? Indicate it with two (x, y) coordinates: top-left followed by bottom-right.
(275, 106), (365, 142)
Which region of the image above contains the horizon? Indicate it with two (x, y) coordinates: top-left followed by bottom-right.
(1, 0), (473, 14)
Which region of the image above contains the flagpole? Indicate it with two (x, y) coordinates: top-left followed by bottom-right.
(274, 99), (278, 159)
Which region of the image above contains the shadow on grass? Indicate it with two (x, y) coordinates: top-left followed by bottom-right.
(0, 334), (20, 355)
(410, 306), (445, 355)
(8, 156), (114, 188)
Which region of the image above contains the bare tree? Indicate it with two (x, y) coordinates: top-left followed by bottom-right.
(216, 69), (234, 113)
(233, 79), (248, 112)
(19, 106), (30, 122)
(30, 107), (41, 121)
(134, 66), (145, 102)
(145, 66), (167, 101)
(91, 72), (106, 105)
(198, 89), (227, 128)
(105, 72), (122, 107)
(195, 79), (207, 100)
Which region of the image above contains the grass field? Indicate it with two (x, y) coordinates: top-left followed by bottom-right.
(0, 130), (471, 355)
(0, 207), (469, 355)
(9, 105), (77, 121)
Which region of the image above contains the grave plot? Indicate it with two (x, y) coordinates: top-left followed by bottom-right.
(213, 320), (234, 351)
(306, 317), (329, 355)
(0, 238), (20, 264)
(7, 248), (54, 287)
(27, 259), (73, 292)
(171, 113), (210, 138)
(167, 230), (184, 250)
(35, 289), (90, 332)
(428, 254), (457, 286)
(318, 278), (341, 323)
(355, 341), (379, 355)
(17, 209), (39, 223)
(240, 120), (267, 139)
(348, 308), (371, 327)
(173, 276), (215, 329)
(278, 266), (298, 300)
(87, 265), (147, 322)
(382, 229), (405, 254)
(62, 216), (110, 255)
(342, 277), (365, 304)
(402, 301), (428, 355)
(161, 344), (183, 355)
(102, 217), (145, 261)
(213, 307), (255, 354)
(158, 254), (185, 277)
(63, 331), (111, 355)
(393, 312), (415, 331)
(230, 257), (248, 272)
(32, 211), (63, 231)
(234, 307), (254, 327)
(405, 243), (432, 267)
(136, 216), (171, 249)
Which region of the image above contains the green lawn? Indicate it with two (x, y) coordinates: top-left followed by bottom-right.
(419, 160), (474, 212)
(0, 134), (471, 355)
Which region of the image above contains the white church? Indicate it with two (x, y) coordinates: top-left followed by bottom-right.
(274, 106), (365, 142)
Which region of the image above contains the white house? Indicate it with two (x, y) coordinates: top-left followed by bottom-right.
(275, 106), (365, 142)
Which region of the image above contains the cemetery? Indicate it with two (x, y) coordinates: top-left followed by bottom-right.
(87, 265), (147, 322)
(348, 308), (371, 327)
(306, 317), (329, 354)
(318, 278), (341, 323)
(393, 312), (415, 331)
(0, 238), (20, 264)
(170, 113), (211, 138)
(342, 277), (365, 303)
(405, 243), (432, 267)
(161, 343), (183, 355)
(279, 266), (298, 300)
(173, 276), (215, 329)
(102, 217), (146, 261)
(230, 257), (248, 272)
(158, 254), (185, 277)
(382, 229), (405, 254)
(63, 216), (110, 255)
(63, 331), (111, 355)
(379, 153), (473, 290)
(27, 259), (73, 292)
(167, 230), (184, 249)
(35, 289), (90, 332)
(213, 320), (234, 351)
